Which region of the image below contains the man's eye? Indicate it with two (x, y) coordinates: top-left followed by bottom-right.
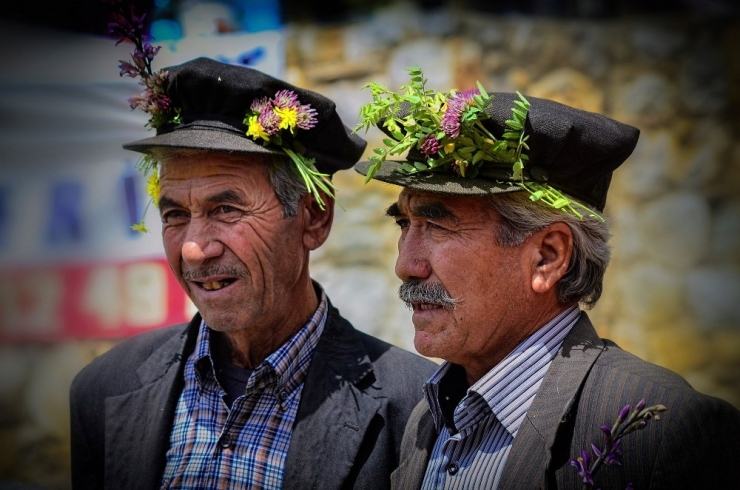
(161, 210), (189, 225)
(214, 205), (247, 220)
(215, 205), (238, 214)
(394, 219), (410, 229)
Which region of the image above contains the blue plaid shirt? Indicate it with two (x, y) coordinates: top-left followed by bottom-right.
(160, 291), (328, 489)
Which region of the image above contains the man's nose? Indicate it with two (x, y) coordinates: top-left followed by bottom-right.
(395, 226), (431, 282)
(181, 222), (224, 267)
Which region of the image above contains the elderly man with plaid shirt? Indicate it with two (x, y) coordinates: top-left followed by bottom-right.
(70, 58), (434, 490)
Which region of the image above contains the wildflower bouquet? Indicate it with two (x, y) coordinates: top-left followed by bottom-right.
(108, 0), (178, 232)
(570, 399), (667, 489)
(243, 90), (336, 210)
(355, 67), (602, 220)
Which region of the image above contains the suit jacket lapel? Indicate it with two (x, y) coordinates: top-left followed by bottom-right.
(500, 313), (605, 489)
(103, 316), (199, 490)
(283, 306), (382, 490)
(391, 401), (437, 490)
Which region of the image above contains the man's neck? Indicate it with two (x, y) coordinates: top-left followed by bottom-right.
(213, 281), (320, 369)
(463, 302), (576, 385)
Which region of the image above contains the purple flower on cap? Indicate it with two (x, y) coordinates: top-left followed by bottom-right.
(273, 89), (300, 108)
(441, 88), (480, 138)
(108, 0), (177, 132)
(107, 0), (179, 232)
(295, 104), (318, 130)
(420, 135), (441, 156)
(244, 90), (332, 210)
(247, 90), (318, 138)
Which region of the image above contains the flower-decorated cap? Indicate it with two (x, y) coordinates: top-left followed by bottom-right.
(355, 87), (639, 213)
(124, 57), (367, 175)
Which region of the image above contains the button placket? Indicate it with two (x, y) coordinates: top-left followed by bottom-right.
(275, 385), (292, 410)
(218, 432), (232, 449)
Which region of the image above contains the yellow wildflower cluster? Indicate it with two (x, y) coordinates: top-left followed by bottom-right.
(146, 170), (160, 206)
(275, 106), (298, 131)
(246, 115), (270, 141)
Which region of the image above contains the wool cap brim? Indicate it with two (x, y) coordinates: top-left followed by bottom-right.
(123, 120), (277, 155)
(354, 159), (523, 197)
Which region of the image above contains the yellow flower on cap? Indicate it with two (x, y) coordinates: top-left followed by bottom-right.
(146, 171), (160, 206)
(274, 106), (298, 132)
(246, 115), (270, 141)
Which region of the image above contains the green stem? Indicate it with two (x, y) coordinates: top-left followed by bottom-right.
(474, 120), (498, 141)
(284, 148), (338, 211)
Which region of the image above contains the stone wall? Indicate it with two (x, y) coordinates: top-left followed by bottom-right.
(2, 5), (739, 489)
(300, 4), (740, 409)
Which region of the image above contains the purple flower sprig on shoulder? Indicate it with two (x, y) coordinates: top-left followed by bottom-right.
(569, 399), (667, 490)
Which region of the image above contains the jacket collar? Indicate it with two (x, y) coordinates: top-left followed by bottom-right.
(392, 312), (605, 490)
(283, 301), (382, 489)
(499, 312), (605, 489)
(104, 297), (382, 490)
(105, 314), (200, 490)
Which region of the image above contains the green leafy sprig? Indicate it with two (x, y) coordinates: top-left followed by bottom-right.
(284, 148), (338, 211)
(356, 67), (448, 180)
(355, 67), (604, 221)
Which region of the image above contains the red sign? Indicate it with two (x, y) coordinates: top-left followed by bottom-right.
(0, 258), (194, 342)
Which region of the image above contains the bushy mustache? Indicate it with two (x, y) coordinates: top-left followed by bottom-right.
(398, 279), (459, 311)
(182, 265), (249, 281)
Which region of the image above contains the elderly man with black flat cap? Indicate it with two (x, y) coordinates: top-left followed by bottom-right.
(355, 69), (740, 489)
(69, 30), (436, 490)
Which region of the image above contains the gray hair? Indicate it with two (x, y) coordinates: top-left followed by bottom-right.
(486, 191), (611, 309)
(147, 148), (307, 218)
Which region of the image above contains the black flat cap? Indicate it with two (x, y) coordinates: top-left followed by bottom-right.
(355, 92), (639, 211)
(124, 57), (366, 175)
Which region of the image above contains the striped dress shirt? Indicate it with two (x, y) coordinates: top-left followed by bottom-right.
(159, 291), (328, 489)
(420, 306), (581, 490)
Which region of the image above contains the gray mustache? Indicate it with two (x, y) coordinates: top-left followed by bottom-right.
(182, 266), (249, 281)
(398, 280), (459, 311)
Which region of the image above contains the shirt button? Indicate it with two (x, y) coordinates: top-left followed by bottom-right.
(219, 433), (232, 449)
(277, 390), (289, 402)
(447, 463), (459, 475)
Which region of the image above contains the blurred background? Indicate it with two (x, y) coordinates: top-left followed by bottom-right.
(0, 0), (739, 488)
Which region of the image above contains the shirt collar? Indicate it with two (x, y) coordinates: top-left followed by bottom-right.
(424, 306), (581, 436)
(193, 286), (328, 399)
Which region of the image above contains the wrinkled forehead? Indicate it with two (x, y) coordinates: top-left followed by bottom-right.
(397, 187), (448, 206)
(159, 149), (269, 168)
(394, 188), (448, 214)
(395, 188), (497, 224)
(158, 152), (270, 179)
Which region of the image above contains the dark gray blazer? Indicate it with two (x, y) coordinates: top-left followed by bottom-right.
(392, 313), (740, 489)
(70, 301), (436, 490)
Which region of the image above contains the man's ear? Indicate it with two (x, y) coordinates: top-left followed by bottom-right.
(528, 222), (573, 294)
(302, 190), (335, 251)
